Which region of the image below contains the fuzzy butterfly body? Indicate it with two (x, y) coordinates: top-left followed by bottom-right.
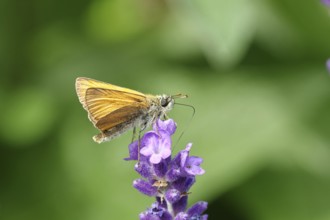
(75, 77), (178, 143)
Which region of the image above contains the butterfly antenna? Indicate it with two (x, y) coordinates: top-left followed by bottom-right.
(173, 102), (195, 149)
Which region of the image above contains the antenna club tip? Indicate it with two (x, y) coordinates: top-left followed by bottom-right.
(172, 94), (188, 99)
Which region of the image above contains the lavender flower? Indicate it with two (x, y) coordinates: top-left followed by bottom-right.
(326, 58), (330, 73)
(321, 0), (330, 6)
(322, 0), (330, 72)
(125, 119), (208, 219)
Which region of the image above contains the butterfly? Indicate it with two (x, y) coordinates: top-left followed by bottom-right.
(75, 77), (186, 143)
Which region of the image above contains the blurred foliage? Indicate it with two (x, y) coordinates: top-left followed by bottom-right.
(1, 0), (330, 219)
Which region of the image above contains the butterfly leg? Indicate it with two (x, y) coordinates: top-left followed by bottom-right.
(131, 127), (137, 143)
(137, 129), (142, 163)
(153, 117), (161, 137)
(136, 121), (149, 163)
(131, 126), (142, 163)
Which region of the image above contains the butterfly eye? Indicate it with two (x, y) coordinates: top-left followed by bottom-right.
(161, 98), (168, 107)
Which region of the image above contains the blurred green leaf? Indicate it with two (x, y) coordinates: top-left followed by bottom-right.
(167, 0), (257, 68)
(58, 108), (154, 219)
(85, 0), (157, 43)
(256, 0), (330, 60)
(0, 88), (57, 148)
(230, 169), (330, 220)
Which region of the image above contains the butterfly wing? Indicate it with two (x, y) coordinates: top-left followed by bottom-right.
(75, 77), (150, 131)
(95, 105), (144, 131)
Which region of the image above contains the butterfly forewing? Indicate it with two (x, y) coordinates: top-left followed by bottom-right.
(76, 77), (146, 108)
(75, 77), (151, 131)
(85, 88), (149, 126)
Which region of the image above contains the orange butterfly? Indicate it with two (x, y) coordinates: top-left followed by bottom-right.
(75, 77), (186, 143)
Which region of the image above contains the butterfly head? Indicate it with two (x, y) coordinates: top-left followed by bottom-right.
(158, 93), (188, 112)
(159, 95), (175, 112)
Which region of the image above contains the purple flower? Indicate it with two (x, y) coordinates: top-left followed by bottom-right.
(165, 189), (181, 204)
(153, 119), (177, 135)
(140, 131), (172, 164)
(171, 176), (195, 193)
(321, 0), (330, 6)
(140, 202), (173, 220)
(125, 119), (208, 220)
(133, 179), (158, 197)
(124, 141), (139, 161)
(174, 202), (208, 220)
(169, 143), (205, 178)
(179, 144), (205, 176)
(183, 156), (205, 176)
(186, 202), (208, 218)
(326, 58), (330, 73)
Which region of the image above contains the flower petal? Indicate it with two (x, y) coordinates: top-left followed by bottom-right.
(154, 119), (177, 135)
(165, 189), (181, 204)
(173, 212), (188, 220)
(185, 166), (205, 176)
(184, 156), (205, 176)
(326, 58), (330, 73)
(139, 202), (173, 220)
(124, 140), (139, 161)
(153, 160), (168, 178)
(165, 167), (181, 182)
(150, 154), (162, 164)
(186, 201), (208, 217)
(321, 0), (330, 6)
(172, 177), (195, 193)
(189, 156), (203, 166)
(179, 150), (189, 168)
(140, 132), (160, 156)
(139, 212), (161, 220)
(158, 131), (172, 149)
(185, 143), (192, 151)
(135, 162), (152, 179)
(160, 147), (171, 160)
(173, 196), (188, 215)
(133, 179), (157, 196)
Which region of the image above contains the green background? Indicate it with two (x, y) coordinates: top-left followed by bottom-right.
(1, 0), (330, 219)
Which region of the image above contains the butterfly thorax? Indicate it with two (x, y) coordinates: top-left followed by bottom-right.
(147, 94), (174, 119)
